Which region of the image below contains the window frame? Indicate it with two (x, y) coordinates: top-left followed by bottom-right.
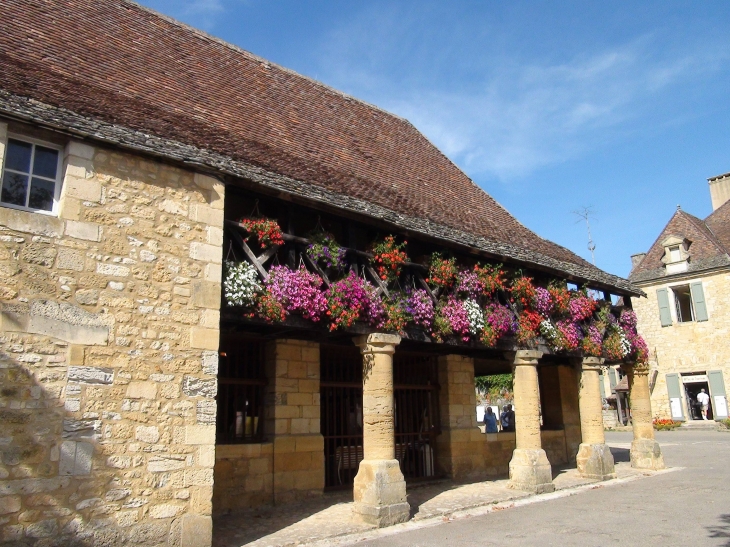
(671, 284), (694, 323)
(0, 134), (64, 215)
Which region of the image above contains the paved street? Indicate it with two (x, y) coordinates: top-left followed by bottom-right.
(347, 430), (730, 547)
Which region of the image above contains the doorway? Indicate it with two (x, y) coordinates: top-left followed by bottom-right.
(684, 381), (713, 420)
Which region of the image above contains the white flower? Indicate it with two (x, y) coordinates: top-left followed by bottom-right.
(464, 299), (485, 334)
(539, 320), (557, 341)
(618, 327), (631, 357)
(224, 261), (261, 307)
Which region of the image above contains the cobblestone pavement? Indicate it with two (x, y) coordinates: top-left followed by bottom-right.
(213, 436), (656, 547)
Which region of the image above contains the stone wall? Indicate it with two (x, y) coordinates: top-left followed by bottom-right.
(633, 271), (730, 419)
(0, 120), (224, 547)
(212, 444), (273, 514)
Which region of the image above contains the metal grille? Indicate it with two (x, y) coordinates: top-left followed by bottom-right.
(320, 345), (439, 488)
(216, 337), (266, 444)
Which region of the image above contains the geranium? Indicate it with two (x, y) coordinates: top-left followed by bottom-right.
(256, 290), (287, 323)
(569, 294), (598, 322)
(264, 265), (327, 322)
(474, 263), (505, 295)
(535, 287), (552, 317)
(382, 295), (409, 334)
(428, 253), (458, 289)
(435, 297), (471, 341)
(481, 324), (498, 347)
(548, 282), (571, 316)
(307, 232), (347, 270)
(324, 272), (384, 331)
(371, 235), (408, 282)
(223, 261), (261, 307)
(456, 270), (484, 299)
(240, 217), (284, 248)
(603, 328), (631, 360)
(406, 289), (434, 329)
(516, 309), (542, 345)
(511, 277), (537, 310)
(464, 299), (485, 335)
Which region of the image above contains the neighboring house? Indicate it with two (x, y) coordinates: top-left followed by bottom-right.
(0, 2), (649, 546)
(629, 174), (730, 422)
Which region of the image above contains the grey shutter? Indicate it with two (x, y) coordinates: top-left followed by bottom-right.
(656, 288), (672, 327)
(690, 282), (708, 322)
(665, 373), (684, 420)
(608, 368), (617, 392)
(708, 370), (728, 420)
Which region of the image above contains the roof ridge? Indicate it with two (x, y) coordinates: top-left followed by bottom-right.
(678, 209), (728, 255)
(123, 0), (408, 123)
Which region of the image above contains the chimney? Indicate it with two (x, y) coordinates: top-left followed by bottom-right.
(630, 253), (646, 272)
(709, 172), (730, 211)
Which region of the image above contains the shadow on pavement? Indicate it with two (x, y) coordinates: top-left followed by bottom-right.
(610, 446), (631, 463)
(707, 514), (730, 546)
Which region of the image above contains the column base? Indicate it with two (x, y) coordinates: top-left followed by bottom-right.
(630, 438), (665, 470)
(508, 448), (555, 493)
(576, 443), (616, 481)
(352, 459), (410, 527)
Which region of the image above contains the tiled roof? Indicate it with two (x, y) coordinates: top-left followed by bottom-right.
(0, 0), (641, 294)
(629, 208), (730, 283)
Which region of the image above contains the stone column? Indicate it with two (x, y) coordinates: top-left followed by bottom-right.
(576, 357), (616, 480)
(506, 350), (554, 493)
(625, 362), (665, 470)
(352, 333), (409, 527)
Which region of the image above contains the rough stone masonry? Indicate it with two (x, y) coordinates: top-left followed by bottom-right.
(0, 120), (223, 547)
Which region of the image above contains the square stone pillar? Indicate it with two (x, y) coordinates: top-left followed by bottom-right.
(351, 333), (409, 527)
(576, 357), (616, 480)
(506, 350), (555, 493)
(625, 362), (665, 470)
(264, 339), (325, 505)
(557, 363), (582, 460)
(435, 354), (486, 481)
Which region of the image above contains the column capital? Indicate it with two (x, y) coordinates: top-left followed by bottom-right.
(622, 360), (650, 376)
(581, 356), (605, 371)
(353, 333), (401, 355)
(504, 349), (543, 366)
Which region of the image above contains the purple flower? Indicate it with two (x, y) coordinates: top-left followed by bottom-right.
(456, 270), (484, 299)
(265, 265), (327, 321)
(535, 287), (552, 317)
(406, 289), (434, 329)
(485, 303), (515, 336)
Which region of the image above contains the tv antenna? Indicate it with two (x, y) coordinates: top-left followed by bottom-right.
(573, 206), (597, 265)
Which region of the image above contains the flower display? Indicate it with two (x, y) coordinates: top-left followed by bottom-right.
(548, 282), (571, 316)
(464, 299), (485, 335)
(406, 289), (434, 329)
(307, 232), (347, 270)
(265, 265), (327, 321)
(474, 263), (505, 295)
(223, 261), (261, 307)
(240, 217), (284, 248)
(428, 253), (458, 289)
(382, 296), (409, 334)
(371, 235), (408, 282)
(435, 298), (471, 341)
(324, 272), (383, 331)
(581, 325), (603, 357)
(535, 287), (552, 317)
(256, 290), (287, 323)
(485, 304), (515, 336)
(456, 270), (484, 299)
(510, 276), (537, 310)
(569, 294), (598, 322)
(516, 310), (542, 345)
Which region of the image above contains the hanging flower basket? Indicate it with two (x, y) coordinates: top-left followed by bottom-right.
(427, 253), (458, 289)
(306, 232), (347, 271)
(371, 235), (408, 283)
(223, 261), (261, 307)
(240, 217), (284, 248)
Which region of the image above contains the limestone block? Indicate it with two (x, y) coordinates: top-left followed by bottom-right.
(64, 175), (101, 202)
(201, 350), (218, 375)
(508, 448), (554, 494)
(126, 381), (158, 400)
(178, 514), (213, 547)
(0, 206), (63, 237)
(66, 141), (95, 160)
(179, 425), (216, 445)
(59, 441), (93, 476)
(148, 455), (186, 473)
(183, 376), (217, 398)
(65, 220), (101, 242)
(190, 280), (222, 310)
(189, 242), (222, 264)
(190, 327), (220, 350)
(96, 263), (130, 277)
(0, 496), (21, 515)
(63, 418), (101, 440)
(352, 459), (409, 527)
(576, 443), (616, 481)
(67, 366), (114, 384)
(189, 203), (224, 228)
(135, 426), (160, 444)
(204, 263), (222, 283)
(25, 518), (58, 538)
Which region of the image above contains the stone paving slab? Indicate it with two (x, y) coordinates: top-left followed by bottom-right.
(213, 459), (653, 547)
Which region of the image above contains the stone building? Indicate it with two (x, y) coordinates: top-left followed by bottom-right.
(629, 174), (730, 422)
(0, 1), (662, 546)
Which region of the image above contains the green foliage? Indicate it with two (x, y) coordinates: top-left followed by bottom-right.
(721, 418), (730, 430)
(475, 373), (513, 396)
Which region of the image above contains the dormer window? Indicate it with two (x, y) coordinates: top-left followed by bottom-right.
(661, 236), (690, 274)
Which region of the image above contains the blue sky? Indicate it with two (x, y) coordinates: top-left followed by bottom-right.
(139, 0), (730, 279)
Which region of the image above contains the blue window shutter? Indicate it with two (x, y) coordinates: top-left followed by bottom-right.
(656, 288), (672, 327)
(690, 282), (708, 322)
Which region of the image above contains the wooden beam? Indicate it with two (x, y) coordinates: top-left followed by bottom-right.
(302, 252), (331, 288)
(365, 264), (389, 298)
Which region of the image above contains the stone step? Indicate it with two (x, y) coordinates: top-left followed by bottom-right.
(680, 420), (720, 430)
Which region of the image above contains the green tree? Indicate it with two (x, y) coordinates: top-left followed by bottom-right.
(475, 373), (513, 397)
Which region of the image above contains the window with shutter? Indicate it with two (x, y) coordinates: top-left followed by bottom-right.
(656, 288), (672, 327)
(690, 282), (708, 322)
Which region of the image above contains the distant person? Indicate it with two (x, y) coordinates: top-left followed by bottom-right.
(501, 404), (515, 432)
(697, 388), (710, 420)
(484, 406), (498, 433)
